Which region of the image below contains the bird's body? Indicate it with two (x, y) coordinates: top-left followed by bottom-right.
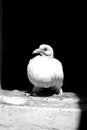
(28, 56), (63, 82)
(27, 44), (64, 96)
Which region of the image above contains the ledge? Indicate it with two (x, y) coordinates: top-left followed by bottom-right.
(0, 91), (86, 130)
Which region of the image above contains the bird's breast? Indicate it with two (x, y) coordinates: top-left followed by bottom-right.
(28, 56), (63, 80)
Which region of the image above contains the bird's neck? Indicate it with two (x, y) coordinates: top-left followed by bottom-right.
(41, 55), (53, 60)
(40, 52), (54, 58)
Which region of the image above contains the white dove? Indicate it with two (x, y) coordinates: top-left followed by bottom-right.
(27, 44), (64, 96)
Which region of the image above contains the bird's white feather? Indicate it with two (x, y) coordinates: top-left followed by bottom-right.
(28, 56), (63, 80)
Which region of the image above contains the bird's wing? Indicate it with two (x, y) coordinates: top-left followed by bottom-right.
(52, 59), (64, 79)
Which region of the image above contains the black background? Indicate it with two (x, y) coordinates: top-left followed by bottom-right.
(0, 1), (86, 97)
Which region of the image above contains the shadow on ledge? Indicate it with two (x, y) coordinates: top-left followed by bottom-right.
(78, 96), (87, 130)
(29, 87), (62, 97)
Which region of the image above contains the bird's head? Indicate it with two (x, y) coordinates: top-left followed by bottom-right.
(32, 44), (54, 58)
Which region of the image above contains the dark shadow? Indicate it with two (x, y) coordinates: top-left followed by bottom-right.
(29, 87), (59, 97)
(0, 0), (2, 82)
(77, 96), (87, 130)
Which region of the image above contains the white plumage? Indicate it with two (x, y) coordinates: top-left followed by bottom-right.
(27, 44), (64, 96)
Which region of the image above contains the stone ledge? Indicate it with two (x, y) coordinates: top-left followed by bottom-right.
(0, 92), (86, 130)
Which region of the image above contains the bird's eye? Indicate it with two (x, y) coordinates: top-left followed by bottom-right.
(44, 48), (47, 51)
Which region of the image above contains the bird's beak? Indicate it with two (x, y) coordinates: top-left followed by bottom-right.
(32, 49), (40, 54)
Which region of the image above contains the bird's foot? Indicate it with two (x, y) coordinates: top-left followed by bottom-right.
(58, 88), (63, 97)
(53, 88), (63, 100)
(30, 92), (37, 96)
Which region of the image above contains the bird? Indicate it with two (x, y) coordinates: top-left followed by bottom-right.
(27, 44), (64, 96)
